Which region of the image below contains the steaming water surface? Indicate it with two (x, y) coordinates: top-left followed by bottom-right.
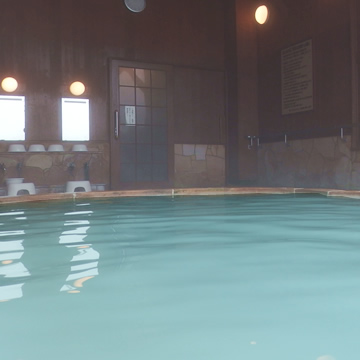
(1, 194), (360, 360)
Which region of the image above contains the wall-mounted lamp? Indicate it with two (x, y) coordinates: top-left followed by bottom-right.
(69, 81), (86, 96)
(1, 77), (18, 92)
(255, 5), (269, 25)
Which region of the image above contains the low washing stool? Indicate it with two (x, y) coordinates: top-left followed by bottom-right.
(66, 181), (91, 193)
(7, 183), (36, 197)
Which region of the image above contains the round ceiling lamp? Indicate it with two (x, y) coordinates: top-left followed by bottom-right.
(124, 0), (146, 13)
(69, 81), (86, 96)
(1, 77), (18, 92)
(255, 5), (269, 25)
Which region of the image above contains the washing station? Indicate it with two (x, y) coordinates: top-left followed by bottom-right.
(0, 142), (107, 197)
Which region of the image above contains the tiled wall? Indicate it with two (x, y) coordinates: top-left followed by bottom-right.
(257, 135), (360, 189)
(174, 144), (225, 188)
(4, 136), (359, 191)
(0, 142), (226, 194)
(4, 136), (360, 192)
(0, 141), (109, 193)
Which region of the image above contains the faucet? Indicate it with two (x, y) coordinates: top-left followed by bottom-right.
(16, 162), (23, 177)
(84, 162), (90, 181)
(68, 162), (75, 176)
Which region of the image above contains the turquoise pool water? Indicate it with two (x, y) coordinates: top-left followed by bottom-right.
(0, 194), (359, 360)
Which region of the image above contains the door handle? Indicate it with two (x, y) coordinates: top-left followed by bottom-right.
(114, 110), (119, 139)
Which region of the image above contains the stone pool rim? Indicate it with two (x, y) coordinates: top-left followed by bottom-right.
(1, 187), (360, 205)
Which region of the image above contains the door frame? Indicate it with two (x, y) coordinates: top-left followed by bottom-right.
(109, 59), (174, 190)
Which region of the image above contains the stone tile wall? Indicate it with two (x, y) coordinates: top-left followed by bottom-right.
(257, 135), (360, 189)
(0, 141), (109, 194)
(174, 144), (225, 187)
(3, 136), (358, 192)
(0, 142), (226, 194)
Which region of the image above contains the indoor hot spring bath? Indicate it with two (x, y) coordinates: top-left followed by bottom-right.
(0, 193), (360, 360)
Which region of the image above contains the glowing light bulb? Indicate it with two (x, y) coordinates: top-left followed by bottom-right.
(69, 81), (86, 96)
(1, 77), (18, 92)
(255, 5), (269, 25)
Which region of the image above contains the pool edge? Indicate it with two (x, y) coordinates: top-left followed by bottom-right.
(1, 186), (360, 204)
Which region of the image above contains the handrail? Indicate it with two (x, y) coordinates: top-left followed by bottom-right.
(246, 123), (359, 149)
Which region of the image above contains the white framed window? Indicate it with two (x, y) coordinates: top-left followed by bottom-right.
(0, 95), (25, 140)
(61, 98), (90, 141)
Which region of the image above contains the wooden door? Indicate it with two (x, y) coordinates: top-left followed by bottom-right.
(109, 60), (173, 190)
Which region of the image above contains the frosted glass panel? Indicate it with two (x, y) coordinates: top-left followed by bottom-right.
(62, 98), (89, 141)
(152, 89), (166, 107)
(119, 86), (135, 105)
(0, 95), (25, 140)
(136, 88), (151, 106)
(151, 70), (166, 88)
(135, 69), (151, 87)
(119, 67), (135, 86)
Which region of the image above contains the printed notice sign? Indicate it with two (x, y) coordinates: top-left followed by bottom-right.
(281, 39), (313, 115)
(125, 106), (136, 125)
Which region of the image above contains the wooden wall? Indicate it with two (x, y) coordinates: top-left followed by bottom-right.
(2, 0), (356, 186)
(257, 0), (352, 140)
(0, 0), (225, 142)
(173, 67), (225, 144)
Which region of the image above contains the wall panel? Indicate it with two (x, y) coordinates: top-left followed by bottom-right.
(0, 0), (225, 142)
(257, 0), (351, 140)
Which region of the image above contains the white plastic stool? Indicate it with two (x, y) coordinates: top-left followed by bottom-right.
(66, 181), (91, 193)
(7, 183), (36, 197)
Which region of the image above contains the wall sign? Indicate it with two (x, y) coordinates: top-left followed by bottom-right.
(125, 106), (136, 125)
(281, 39), (313, 115)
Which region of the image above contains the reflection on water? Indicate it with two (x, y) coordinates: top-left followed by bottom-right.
(59, 212), (99, 293)
(0, 211), (30, 302)
(0, 206), (100, 301)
